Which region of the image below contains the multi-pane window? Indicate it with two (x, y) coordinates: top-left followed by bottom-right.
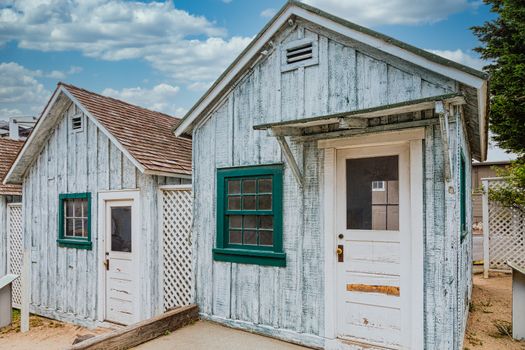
(213, 165), (285, 267)
(58, 193), (92, 249)
(64, 198), (89, 238)
(226, 177), (274, 247)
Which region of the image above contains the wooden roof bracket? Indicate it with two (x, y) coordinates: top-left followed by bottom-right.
(269, 129), (304, 188)
(436, 100), (453, 184)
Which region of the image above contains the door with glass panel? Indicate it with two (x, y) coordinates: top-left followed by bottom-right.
(104, 199), (136, 325)
(335, 144), (411, 349)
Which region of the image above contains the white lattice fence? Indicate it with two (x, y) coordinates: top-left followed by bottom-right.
(161, 186), (193, 311)
(7, 203), (23, 308)
(483, 178), (525, 275)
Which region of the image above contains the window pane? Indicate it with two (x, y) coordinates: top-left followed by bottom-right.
(74, 199), (83, 217)
(258, 178), (272, 193)
(258, 194), (272, 210)
(82, 199), (89, 218)
(387, 181), (399, 204)
(244, 215), (257, 229)
(228, 180), (241, 195)
(346, 156), (399, 230)
(65, 200), (74, 217)
(387, 206), (399, 230)
(259, 216), (273, 229)
(228, 196), (241, 210)
(82, 218), (88, 237)
(229, 230), (242, 244)
(74, 218), (84, 237)
(65, 218), (74, 237)
(243, 230), (257, 245)
(111, 206), (132, 252)
(229, 215), (242, 229)
(242, 179), (256, 194)
(259, 231), (273, 246)
(243, 196), (256, 210)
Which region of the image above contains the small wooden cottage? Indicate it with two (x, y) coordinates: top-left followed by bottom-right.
(175, 2), (488, 349)
(4, 83), (193, 327)
(0, 138), (24, 279)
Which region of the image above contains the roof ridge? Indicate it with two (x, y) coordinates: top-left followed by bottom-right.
(58, 82), (181, 121)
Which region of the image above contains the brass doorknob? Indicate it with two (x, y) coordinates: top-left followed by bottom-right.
(336, 247), (343, 255)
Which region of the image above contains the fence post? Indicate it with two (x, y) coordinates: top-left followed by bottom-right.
(482, 179), (490, 279)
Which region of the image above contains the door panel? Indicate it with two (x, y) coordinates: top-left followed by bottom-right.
(336, 144), (410, 349)
(105, 200), (136, 325)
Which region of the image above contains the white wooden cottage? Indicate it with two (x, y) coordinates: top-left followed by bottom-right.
(4, 83), (193, 327)
(175, 2), (488, 349)
(0, 138), (24, 301)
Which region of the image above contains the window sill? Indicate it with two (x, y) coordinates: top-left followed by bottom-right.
(57, 239), (92, 250)
(213, 248), (286, 267)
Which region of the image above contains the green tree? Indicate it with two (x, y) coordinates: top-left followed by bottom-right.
(472, 0), (525, 211)
(472, 0), (525, 156)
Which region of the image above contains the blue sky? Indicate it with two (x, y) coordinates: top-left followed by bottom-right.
(0, 0), (514, 160)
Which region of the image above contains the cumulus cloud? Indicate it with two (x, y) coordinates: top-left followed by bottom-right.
(0, 62), (51, 120)
(261, 8), (277, 18)
(102, 84), (186, 116)
(426, 49), (486, 70)
(302, 0), (478, 25)
(0, 0), (251, 84)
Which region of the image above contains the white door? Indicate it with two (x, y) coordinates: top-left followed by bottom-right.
(335, 144), (411, 349)
(104, 199), (137, 325)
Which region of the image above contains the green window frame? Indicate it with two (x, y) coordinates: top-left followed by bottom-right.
(57, 192), (92, 249)
(460, 153), (467, 241)
(213, 164), (285, 267)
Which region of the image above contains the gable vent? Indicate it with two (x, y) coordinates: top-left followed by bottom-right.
(281, 38), (318, 72)
(286, 42), (313, 64)
(70, 113), (84, 132)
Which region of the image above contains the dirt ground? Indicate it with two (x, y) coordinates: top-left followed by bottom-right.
(0, 309), (111, 350)
(464, 272), (525, 350)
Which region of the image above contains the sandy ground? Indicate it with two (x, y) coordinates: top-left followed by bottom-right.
(0, 310), (111, 350)
(464, 272), (525, 350)
(133, 320), (309, 350)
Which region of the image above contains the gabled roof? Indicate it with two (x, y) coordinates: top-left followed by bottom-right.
(5, 83), (192, 184)
(174, 0), (489, 160)
(0, 138), (24, 195)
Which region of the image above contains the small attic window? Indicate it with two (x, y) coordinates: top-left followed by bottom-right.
(281, 38), (318, 72)
(70, 113), (84, 133)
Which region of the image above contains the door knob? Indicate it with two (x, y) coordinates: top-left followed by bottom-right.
(338, 233), (344, 239)
(337, 244), (344, 262)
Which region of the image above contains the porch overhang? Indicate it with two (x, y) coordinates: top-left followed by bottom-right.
(254, 93), (466, 187)
(253, 93), (465, 137)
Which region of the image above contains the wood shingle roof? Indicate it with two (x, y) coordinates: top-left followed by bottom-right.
(62, 83), (192, 176)
(0, 138), (24, 195)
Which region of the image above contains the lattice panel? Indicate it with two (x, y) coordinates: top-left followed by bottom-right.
(162, 188), (193, 310)
(7, 204), (23, 308)
(486, 180), (525, 271)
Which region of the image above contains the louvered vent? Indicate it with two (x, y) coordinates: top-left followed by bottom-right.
(71, 113), (83, 132)
(286, 42), (313, 64)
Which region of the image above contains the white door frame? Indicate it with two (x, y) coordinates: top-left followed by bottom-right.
(97, 189), (141, 324)
(320, 128), (424, 349)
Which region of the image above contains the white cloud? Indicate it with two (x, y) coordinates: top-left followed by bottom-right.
(261, 8), (277, 18)
(68, 66), (83, 75)
(102, 83), (186, 116)
(188, 81), (212, 92)
(426, 49), (486, 70)
(0, 0), (251, 84)
(0, 62), (51, 120)
(302, 0), (478, 25)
